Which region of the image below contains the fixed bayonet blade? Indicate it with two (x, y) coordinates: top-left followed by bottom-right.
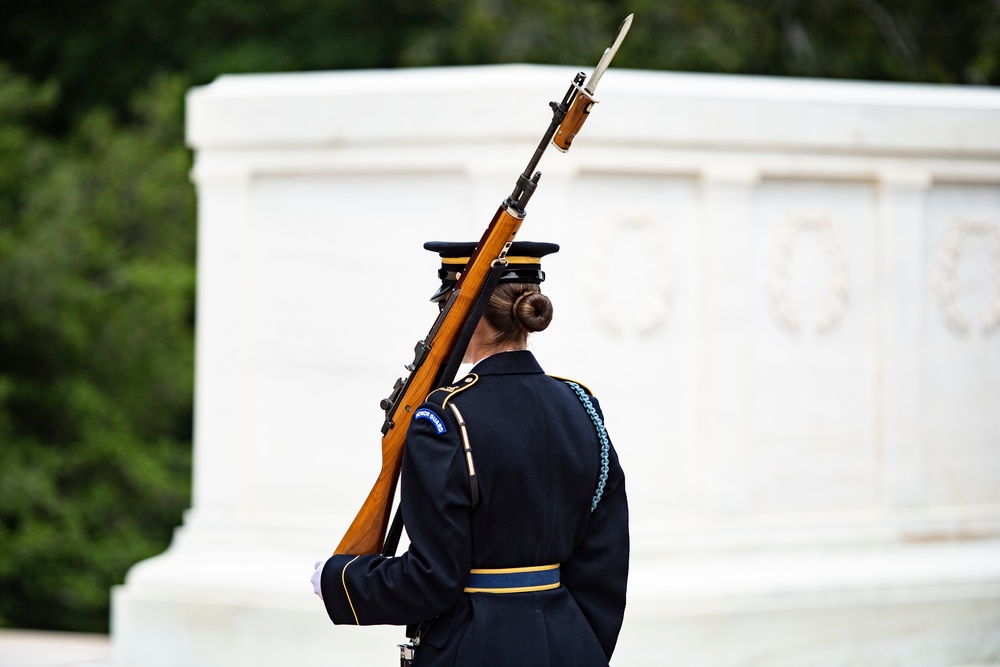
(584, 13), (633, 96)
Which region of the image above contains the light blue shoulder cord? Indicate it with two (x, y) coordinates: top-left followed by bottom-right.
(564, 381), (610, 512)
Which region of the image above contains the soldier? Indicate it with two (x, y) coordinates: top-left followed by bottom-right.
(312, 241), (629, 666)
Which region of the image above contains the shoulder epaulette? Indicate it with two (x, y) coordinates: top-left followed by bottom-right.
(425, 373), (479, 407)
(549, 374), (595, 397)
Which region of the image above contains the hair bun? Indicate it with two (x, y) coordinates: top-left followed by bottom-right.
(512, 291), (553, 333)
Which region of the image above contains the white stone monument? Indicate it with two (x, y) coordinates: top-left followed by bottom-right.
(112, 65), (1000, 666)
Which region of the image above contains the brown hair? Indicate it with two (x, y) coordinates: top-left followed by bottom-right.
(483, 283), (554, 348)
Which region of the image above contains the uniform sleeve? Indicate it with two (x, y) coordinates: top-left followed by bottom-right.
(320, 403), (474, 626)
(561, 396), (629, 660)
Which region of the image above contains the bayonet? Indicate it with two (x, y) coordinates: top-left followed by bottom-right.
(585, 13), (634, 96)
(552, 14), (634, 152)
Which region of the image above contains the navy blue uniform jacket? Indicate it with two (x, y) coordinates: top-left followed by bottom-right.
(320, 351), (629, 666)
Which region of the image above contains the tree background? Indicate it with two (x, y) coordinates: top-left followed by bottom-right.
(0, 0), (997, 634)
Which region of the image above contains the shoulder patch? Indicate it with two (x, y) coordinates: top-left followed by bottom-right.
(549, 374), (595, 397)
(426, 373), (479, 408)
(413, 408), (447, 434)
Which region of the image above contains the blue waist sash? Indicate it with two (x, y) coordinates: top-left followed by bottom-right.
(464, 564), (561, 594)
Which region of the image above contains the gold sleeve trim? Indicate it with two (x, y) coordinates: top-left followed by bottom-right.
(341, 555), (362, 625)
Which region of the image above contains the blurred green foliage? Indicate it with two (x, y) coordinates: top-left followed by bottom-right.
(1, 0), (997, 132)
(0, 0), (996, 635)
(0, 67), (194, 632)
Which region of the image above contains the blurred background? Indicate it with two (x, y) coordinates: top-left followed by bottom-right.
(0, 0), (998, 642)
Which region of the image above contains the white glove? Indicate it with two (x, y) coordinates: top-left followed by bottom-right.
(311, 558), (329, 600)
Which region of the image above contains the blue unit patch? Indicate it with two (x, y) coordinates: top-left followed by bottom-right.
(414, 408), (447, 434)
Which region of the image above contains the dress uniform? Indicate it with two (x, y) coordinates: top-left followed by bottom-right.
(316, 242), (629, 666)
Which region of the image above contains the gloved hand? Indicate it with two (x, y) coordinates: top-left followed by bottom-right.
(311, 558), (328, 600)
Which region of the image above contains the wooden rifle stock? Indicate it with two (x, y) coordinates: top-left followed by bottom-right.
(335, 206), (522, 555)
(334, 14), (633, 556)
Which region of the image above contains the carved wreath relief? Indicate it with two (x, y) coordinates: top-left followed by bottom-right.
(767, 215), (850, 333)
(935, 216), (1000, 337)
(588, 214), (673, 335)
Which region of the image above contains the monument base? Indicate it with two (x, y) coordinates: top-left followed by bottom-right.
(113, 510), (1000, 666)
(618, 539), (1000, 667)
(111, 510), (402, 667)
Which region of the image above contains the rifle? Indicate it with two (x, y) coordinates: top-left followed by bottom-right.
(335, 14), (634, 556)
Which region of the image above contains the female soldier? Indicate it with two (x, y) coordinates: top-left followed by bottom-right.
(312, 241), (628, 666)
